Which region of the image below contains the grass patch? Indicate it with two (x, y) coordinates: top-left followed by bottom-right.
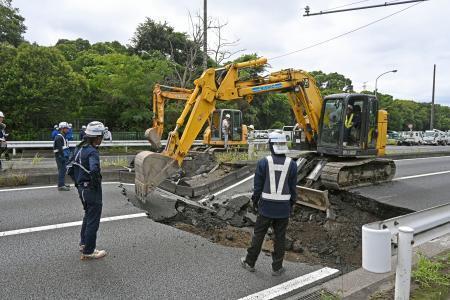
(101, 157), (129, 168)
(214, 151), (249, 163)
(31, 153), (43, 166)
(0, 173), (28, 187)
(413, 253), (450, 288)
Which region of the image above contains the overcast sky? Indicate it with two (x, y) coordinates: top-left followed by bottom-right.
(13, 0), (450, 104)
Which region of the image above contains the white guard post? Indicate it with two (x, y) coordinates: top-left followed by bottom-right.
(395, 226), (414, 300)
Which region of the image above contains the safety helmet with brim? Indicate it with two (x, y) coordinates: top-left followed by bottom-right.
(0, 111), (4, 118)
(268, 132), (289, 154)
(85, 121), (107, 138)
(225, 114), (231, 118)
(58, 121), (69, 129)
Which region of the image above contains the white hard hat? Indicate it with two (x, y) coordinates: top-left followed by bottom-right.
(0, 111), (4, 118)
(54, 125), (58, 129)
(225, 114), (231, 118)
(68, 123), (72, 128)
(248, 125), (255, 130)
(58, 122), (69, 129)
(81, 125), (87, 129)
(85, 121), (107, 137)
(268, 132), (289, 154)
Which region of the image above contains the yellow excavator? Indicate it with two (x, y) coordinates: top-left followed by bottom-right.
(147, 84), (248, 149)
(135, 57), (395, 202)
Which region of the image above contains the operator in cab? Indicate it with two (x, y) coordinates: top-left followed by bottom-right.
(241, 132), (297, 276)
(53, 122), (70, 191)
(343, 104), (354, 146)
(222, 114), (231, 149)
(73, 121), (107, 260)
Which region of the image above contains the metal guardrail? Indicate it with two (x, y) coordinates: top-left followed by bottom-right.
(362, 203), (450, 299)
(6, 140), (204, 154)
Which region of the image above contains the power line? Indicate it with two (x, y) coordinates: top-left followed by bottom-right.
(322, 0), (374, 12)
(269, 2), (423, 61)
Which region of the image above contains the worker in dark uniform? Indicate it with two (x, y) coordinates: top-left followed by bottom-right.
(53, 122), (70, 191)
(0, 111), (8, 171)
(79, 125), (87, 141)
(241, 132), (298, 276)
(73, 121), (107, 260)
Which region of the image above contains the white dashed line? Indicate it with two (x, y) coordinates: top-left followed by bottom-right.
(394, 170), (450, 181)
(0, 213), (147, 237)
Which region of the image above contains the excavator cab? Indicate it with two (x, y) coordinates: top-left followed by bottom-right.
(203, 109), (247, 146)
(317, 94), (380, 157)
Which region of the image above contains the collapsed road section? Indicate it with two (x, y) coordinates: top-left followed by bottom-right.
(120, 151), (410, 273)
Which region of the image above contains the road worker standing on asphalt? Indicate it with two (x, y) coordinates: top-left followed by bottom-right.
(73, 121), (107, 260)
(0, 111), (8, 171)
(53, 122), (70, 191)
(241, 132), (297, 276)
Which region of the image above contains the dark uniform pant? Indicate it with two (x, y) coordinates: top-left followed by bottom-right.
(55, 155), (66, 187)
(78, 185), (103, 254)
(245, 214), (289, 271)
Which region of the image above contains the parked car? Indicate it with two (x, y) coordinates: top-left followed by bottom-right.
(254, 130), (269, 139)
(423, 129), (446, 145)
(402, 131), (423, 146)
(282, 125), (295, 141)
(387, 130), (400, 145)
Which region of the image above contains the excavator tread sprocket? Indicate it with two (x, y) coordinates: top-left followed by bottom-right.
(321, 158), (396, 190)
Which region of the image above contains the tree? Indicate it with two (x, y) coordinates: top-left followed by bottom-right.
(130, 17), (204, 88)
(0, 44), (89, 139)
(0, 0), (26, 46)
(78, 52), (173, 131)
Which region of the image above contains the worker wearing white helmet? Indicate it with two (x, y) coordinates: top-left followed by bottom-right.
(0, 111), (8, 170)
(222, 113), (231, 149)
(53, 122), (70, 190)
(241, 132), (297, 276)
(51, 124), (59, 140)
(71, 121), (107, 260)
(79, 125), (87, 141)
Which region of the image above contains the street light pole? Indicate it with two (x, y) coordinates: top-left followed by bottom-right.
(374, 69), (397, 98)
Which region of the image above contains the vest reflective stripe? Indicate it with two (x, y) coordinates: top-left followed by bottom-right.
(55, 134), (69, 150)
(345, 113), (354, 128)
(263, 155), (292, 202)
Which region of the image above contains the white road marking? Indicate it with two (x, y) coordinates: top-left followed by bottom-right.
(0, 182), (121, 193)
(212, 174), (254, 197)
(0, 213), (147, 237)
(394, 155), (450, 162)
(238, 267), (339, 300)
(394, 170), (450, 181)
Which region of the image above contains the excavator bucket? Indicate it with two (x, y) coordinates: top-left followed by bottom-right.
(145, 128), (162, 148)
(296, 185), (330, 212)
(134, 151), (179, 203)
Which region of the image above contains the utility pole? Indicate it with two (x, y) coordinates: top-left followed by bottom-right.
(430, 64), (436, 130)
(203, 0), (208, 70)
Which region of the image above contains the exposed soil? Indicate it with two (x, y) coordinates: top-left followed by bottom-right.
(163, 191), (410, 273)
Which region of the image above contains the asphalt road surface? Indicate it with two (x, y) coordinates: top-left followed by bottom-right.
(353, 155), (450, 211)
(0, 183), (322, 299)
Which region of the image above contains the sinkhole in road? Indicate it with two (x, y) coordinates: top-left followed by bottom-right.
(123, 151), (413, 273)
(126, 186), (412, 274)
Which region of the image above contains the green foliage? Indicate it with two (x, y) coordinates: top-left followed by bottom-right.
(311, 70), (353, 95)
(78, 52), (173, 131)
(413, 253), (449, 288)
(0, 0), (26, 46)
(0, 43), (89, 139)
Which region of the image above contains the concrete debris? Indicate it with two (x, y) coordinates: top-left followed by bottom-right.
(292, 240), (304, 253)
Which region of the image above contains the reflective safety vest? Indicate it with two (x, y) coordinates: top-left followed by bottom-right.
(345, 113), (354, 128)
(261, 156), (292, 201)
(53, 133), (69, 153)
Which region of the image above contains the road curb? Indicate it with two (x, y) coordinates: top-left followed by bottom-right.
(385, 150), (450, 160)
